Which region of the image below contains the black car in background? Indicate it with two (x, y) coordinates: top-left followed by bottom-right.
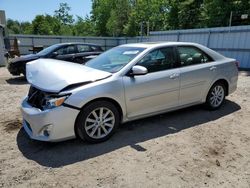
(8, 43), (103, 76)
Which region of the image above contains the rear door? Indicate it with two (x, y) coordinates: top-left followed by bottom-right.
(54, 44), (77, 62)
(75, 44), (102, 64)
(123, 47), (180, 118)
(177, 46), (217, 105)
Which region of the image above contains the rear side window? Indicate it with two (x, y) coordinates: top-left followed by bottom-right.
(91, 46), (102, 51)
(177, 46), (212, 67)
(77, 45), (91, 53)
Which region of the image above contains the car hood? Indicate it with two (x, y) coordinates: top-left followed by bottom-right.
(12, 54), (40, 63)
(26, 59), (112, 93)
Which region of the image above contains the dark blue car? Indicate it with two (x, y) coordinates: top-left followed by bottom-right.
(8, 42), (103, 76)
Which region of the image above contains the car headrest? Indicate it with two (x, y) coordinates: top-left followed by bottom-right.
(180, 54), (188, 62)
(192, 53), (202, 64)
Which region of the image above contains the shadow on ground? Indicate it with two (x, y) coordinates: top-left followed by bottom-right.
(239, 70), (250, 76)
(5, 76), (27, 85)
(17, 100), (240, 168)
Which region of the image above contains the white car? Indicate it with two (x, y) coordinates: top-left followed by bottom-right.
(21, 42), (238, 143)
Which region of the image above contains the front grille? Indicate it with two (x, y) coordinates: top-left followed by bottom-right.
(27, 86), (47, 110)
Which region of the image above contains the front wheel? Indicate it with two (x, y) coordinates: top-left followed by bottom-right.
(205, 82), (226, 110)
(75, 101), (120, 143)
(20, 64), (26, 78)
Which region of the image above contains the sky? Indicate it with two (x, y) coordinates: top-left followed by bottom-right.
(0, 0), (92, 22)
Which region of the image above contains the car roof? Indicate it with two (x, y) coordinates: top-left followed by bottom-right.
(55, 42), (102, 47)
(120, 41), (227, 61)
(120, 42), (200, 48)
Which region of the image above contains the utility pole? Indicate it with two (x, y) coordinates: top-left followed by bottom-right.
(229, 11), (233, 27)
(140, 22), (144, 42)
(147, 21), (150, 36)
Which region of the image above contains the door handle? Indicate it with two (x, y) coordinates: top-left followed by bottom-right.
(209, 66), (217, 71)
(170, 73), (179, 79)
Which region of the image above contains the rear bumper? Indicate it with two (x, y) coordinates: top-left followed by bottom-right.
(21, 97), (79, 142)
(228, 73), (238, 95)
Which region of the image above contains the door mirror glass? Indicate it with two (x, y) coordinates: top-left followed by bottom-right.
(130, 65), (148, 76)
(51, 51), (58, 57)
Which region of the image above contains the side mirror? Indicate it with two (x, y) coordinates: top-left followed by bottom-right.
(51, 52), (58, 57)
(130, 65), (148, 76)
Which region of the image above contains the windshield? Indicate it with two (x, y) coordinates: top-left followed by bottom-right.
(37, 44), (61, 56)
(85, 47), (145, 73)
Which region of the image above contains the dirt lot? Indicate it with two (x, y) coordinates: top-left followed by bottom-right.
(0, 67), (250, 188)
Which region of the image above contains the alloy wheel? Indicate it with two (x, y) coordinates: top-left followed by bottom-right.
(84, 107), (115, 139)
(209, 85), (225, 108)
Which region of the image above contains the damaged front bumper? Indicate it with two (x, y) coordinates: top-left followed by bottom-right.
(21, 97), (79, 142)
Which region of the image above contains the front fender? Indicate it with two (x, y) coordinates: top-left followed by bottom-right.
(64, 78), (127, 121)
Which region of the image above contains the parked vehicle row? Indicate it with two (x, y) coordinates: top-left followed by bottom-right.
(21, 42), (238, 143)
(7, 42), (103, 76)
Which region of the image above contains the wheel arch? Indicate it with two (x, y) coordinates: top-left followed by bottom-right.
(210, 79), (229, 96)
(74, 97), (124, 138)
(203, 78), (229, 103)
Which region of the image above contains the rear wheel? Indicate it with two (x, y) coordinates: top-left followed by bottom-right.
(76, 101), (119, 143)
(206, 82), (226, 110)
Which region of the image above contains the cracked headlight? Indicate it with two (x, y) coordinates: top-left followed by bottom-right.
(44, 95), (70, 109)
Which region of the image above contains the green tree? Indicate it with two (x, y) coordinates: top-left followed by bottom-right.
(7, 19), (32, 34)
(31, 15), (62, 35)
(73, 16), (95, 36)
(7, 0), (250, 37)
(91, 0), (115, 36)
(201, 0), (250, 27)
(20, 22), (32, 34)
(7, 19), (21, 34)
(106, 0), (131, 36)
(54, 3), (74, 25)
(124, 0), (169, 36)
(123, 10), (138, 36)
(178, 0), (203, 29)
(166, 0), (179, 30)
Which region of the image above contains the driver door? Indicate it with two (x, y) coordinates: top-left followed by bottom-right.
(123, 47), (180, 119)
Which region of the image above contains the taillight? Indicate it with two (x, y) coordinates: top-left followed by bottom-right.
(235, 61), (239, 69)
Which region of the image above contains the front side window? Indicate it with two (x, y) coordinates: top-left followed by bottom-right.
(177, 46), (212, 67)
(85, 47), (145, 73)
(137, 47), (176, 73)
(56, 45), (76, 55)
(37, 44), (61, 56)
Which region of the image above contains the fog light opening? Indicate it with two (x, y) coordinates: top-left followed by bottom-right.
(41, 125), (53, 137)
(43, 129), (50, 137)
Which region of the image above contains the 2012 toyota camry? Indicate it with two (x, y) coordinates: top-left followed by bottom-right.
(21, 42), (238, 143)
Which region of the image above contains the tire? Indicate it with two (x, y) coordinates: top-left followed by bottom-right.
(205, 82), (226, 110)
(21, 65), (26, 78)
(75, 101), (120, 143)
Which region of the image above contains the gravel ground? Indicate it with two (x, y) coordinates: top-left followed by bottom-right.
(0, 67), (250, 188)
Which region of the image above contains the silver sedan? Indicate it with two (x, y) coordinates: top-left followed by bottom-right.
(21, 42), (238, 143)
